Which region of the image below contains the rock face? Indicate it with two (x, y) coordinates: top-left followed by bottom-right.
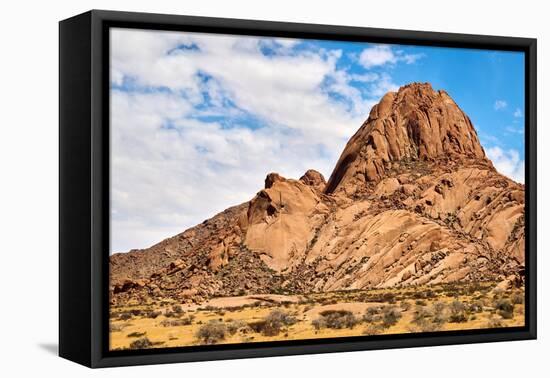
(110, 83), (525, 305)
(325, 83), (489, 194)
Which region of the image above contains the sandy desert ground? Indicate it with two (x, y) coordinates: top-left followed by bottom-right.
(110, 282), (524, 350)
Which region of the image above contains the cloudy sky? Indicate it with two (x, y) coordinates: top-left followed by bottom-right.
(110, 28), (525, 253)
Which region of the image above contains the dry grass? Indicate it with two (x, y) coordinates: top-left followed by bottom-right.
(109, 282), (525, 350)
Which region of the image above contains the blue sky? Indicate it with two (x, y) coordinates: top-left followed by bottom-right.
(110, 29), (525, 253)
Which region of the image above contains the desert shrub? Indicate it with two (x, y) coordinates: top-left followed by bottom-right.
(400, 300), (412, 311)
(109, 323), (125, 332)
(413, 305), (433, 324)
(195, 320), (227, 344)
(226, 320), (248, 335)
(118, 312), (132, 320)
(381, 306), (402, 328)
(164, 311), (179, 318)
(424, 290), (436, 299)
(411, 291), (425, 299)
(487, 316), (503, 328)
(160, 315), (194, 327)
(146, 310), (162, 319)
(312, 318), (326, 330)
(467, 300), (484, 313)
(366, 306), (382, 316)
(449, 300), (468, 323)
(127, 331), (146, 338)
(314, 310), (358, 330)
(249, 310), (297, 336)
(415, 299), (427, 306)
(172, 304), (183, 314)
(363, 306), (383, 323)
(198, 305), (218, 312)
(495, 299), (515, 319)
(129, 337), (152, 349)
(432, 303), (448, 325)
(363, 324), (384, 336)
(465, 283), (482, 295)
(381, 293), (396, 303)
(413, 317), (443, 332)
(432, 301), (447, 315)
(511, 292), (524, 305)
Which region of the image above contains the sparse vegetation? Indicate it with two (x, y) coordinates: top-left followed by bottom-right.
(449, 300), (468, 323)
(226, 320), (248, 335)
(146, 310), (162, 319)
(118, 312), (132, 320)
(129, 337), (152, 349)
(110, 323), (126, 332)
(127, 331), (146, 338)
(172, 304), (184, 314)
(160, 315), (195, 327)
(511, 292), (524, 305)
(363, 324), (384, 336)
(248, 310), (297, 336)
(314, 310), (359, 330)
(195, 320), (227, 344)
(495, 299), (515, 319)
(487, 316), (503, 328)
(381, 306), (402, 328)
(110, 282), (525, 350)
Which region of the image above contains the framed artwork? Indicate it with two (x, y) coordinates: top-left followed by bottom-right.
(59, 10), (536, 368)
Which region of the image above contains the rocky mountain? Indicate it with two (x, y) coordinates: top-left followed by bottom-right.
(110, 83), (525, 306)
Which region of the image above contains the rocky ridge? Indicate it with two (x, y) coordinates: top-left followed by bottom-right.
(110, 83), (525, 306)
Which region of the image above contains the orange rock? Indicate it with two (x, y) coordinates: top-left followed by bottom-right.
(110, 83), (525, 304)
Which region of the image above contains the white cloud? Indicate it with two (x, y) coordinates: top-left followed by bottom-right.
(358, 44), (423, 68)
(349, 72), (379, 83)
(505, 125), (524, 135)
(514, 108), (523, 118)
(110, 28), (396, 252)
(494, 100), (507, 110)
(369, 73), (399, 97)
(486, 146), (525, 184)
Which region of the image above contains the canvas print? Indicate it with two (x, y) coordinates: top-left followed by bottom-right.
(108, 28), (526, 351)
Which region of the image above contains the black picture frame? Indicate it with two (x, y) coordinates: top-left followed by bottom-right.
(59, 9), (537, 368)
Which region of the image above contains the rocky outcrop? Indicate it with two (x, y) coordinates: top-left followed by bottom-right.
(324, 83), (490, 194)
(300, 169), (327, 192)
(110, 83), (525, 305)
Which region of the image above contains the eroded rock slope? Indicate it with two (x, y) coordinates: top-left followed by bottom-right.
(110, 83), (525, 305)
